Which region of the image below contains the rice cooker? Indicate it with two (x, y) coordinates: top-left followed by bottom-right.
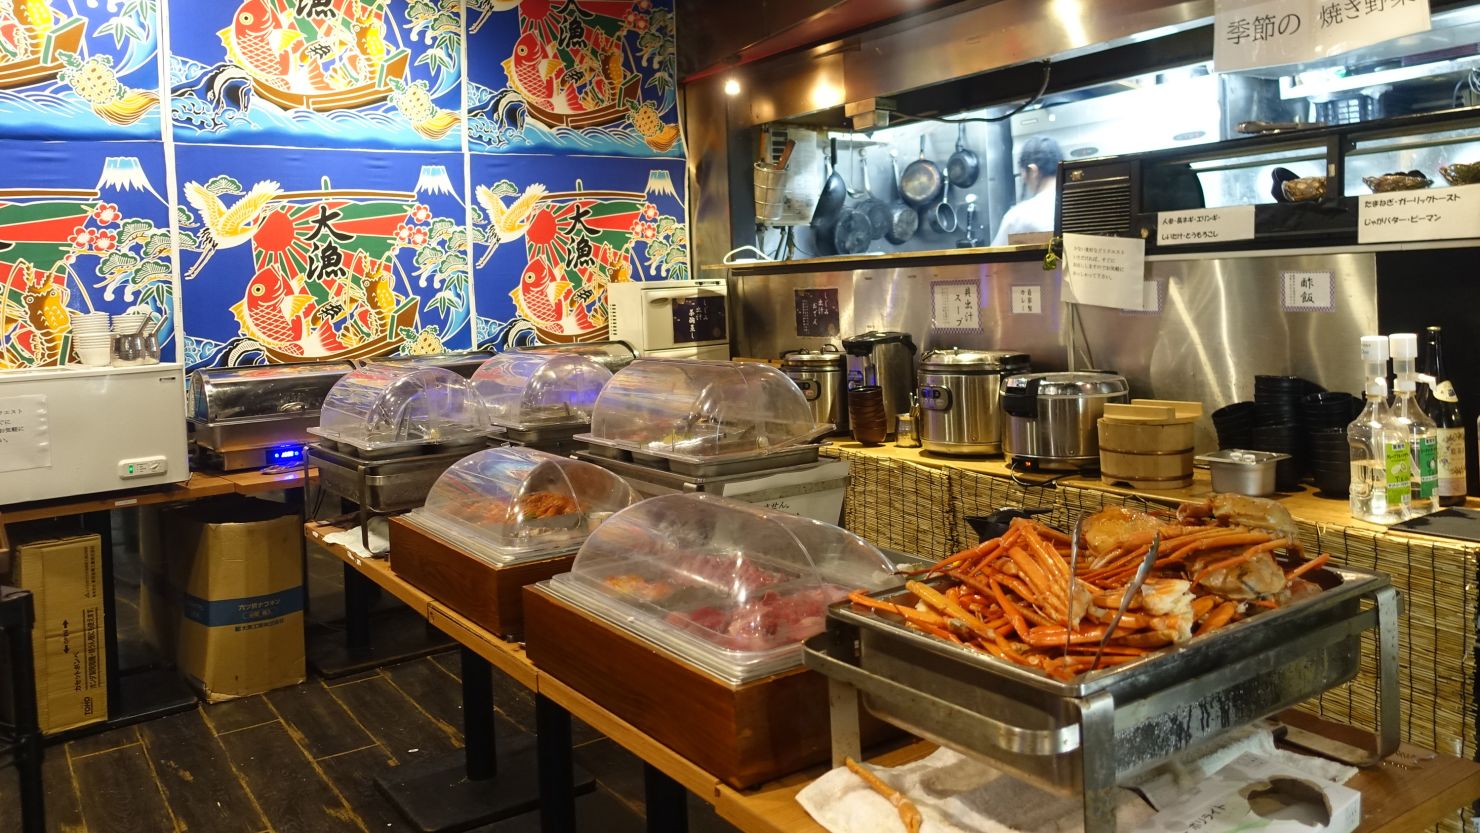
(780, 346), (848, 434)
(1001, 371), (1130, 471)
(916, 349), (1030, 455)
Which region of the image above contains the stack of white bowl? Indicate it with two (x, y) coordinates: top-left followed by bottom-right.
(71, 312), (113, 366)
(112, 312), (150, 335)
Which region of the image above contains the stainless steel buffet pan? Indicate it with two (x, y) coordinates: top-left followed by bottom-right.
(804, 564), (1398, 833)
(575, 435), (823, 477)
(308, 442), (478, 513)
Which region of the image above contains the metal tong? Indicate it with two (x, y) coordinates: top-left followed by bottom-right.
(1090, 531), (1160, 670)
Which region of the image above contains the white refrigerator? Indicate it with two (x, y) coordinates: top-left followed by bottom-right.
(0, 364), (189, 505)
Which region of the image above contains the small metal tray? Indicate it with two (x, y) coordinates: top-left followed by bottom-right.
(574, 434), (822, 477)
(309, 442), (479, 512)
(307, 426), (488, 460)
(805, 564), (1399, 833)
(572, 449), (831, 491)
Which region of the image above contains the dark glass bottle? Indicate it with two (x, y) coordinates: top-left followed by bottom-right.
(1419, 326), (1467, 506)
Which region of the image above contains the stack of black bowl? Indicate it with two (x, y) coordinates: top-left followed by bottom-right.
(1252, 375), (1322, 492)
(1211, 401), (1256, 450)
(1305, 392), (1360, 497)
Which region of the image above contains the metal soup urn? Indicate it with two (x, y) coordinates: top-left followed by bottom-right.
(781, 346), (849, 434)
(917, 349), (1030, 456)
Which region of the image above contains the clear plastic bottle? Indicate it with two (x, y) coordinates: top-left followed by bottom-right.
(1348, 336), (1411, 524)
(1390, 333), (1439, 517)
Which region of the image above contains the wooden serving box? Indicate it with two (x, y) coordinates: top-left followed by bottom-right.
(388, 516), (574, 640)
(524, 584), (894, 789)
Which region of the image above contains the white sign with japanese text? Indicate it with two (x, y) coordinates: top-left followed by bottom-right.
(930, 280), (982, 332)
(1158, 206), (1256, 246)
(1011, 285), (1043, 315)
(1064, 233), (1147, 311)
(1358, 183), (1480, 244)
(1214, 0), (1430, 73)
(0, 394), (51, 473)
(1281, 271), (1336, 311)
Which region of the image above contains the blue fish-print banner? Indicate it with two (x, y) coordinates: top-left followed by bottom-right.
(470, 152), (686, 349)
(176, 143), (473, 370)
(0, 0), (163, 140)
(169, 0), (463, 151)
(466, 0), (681, 158)
(0, 140), (176, 368)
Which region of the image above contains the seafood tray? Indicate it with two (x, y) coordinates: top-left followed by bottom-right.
(575, 435), (823, 477)
(804, 563), (1398, 833)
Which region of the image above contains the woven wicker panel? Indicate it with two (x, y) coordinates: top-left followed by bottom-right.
(822, 448), (957, 559)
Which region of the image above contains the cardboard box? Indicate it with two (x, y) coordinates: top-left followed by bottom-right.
(150, 498), (305, 702)
(8, 530), (107, 735)
(1138, 752), (1361, 833)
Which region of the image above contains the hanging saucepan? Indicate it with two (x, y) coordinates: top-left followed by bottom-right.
(899, 134), (944, 208)
(810, 137), (847, 250)
(885, 149), (919, 245)
(854, 149), (890, 241)
(834, 208), (874, 255)
(928, 178), (958, 234)
(947, 123), (981, 188)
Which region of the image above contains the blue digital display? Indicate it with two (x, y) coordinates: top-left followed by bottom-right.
(268, 446), (305, 466)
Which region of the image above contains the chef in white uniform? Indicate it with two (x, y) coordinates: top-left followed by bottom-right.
(991, 137), (1063, 246)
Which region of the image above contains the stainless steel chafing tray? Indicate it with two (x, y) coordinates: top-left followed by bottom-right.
(518, 340), (637, 373)
(804, 564), (1399, 833)
(189, 361), (355, 469)
(308, 440), (484, 551)
(360, 351), (495, 379)
(576, 435), (824, 478)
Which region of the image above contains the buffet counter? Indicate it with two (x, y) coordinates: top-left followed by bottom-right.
(820, 441), (1478, 789)
(305, 518), (1480, 833)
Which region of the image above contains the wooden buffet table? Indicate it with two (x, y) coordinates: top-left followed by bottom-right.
(306, 519), (1480, 833)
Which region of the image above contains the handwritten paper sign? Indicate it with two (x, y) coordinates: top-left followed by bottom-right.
(1011, 285), (1043, 315)
(794, 288), (840, 337)
(1064, 233), (1147, 311)
(0, 394), (51, 473)
(931, 280), (982, 331)
(1358, 183), (1480, 244)
(1158, 206), (1255, 246)
(1281, 271), (1336, 311)
(1214, 0), (1430, 73)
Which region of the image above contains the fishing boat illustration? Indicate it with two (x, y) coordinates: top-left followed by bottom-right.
(504, 0), (648, 130)
(510, 182), (645, 344)
(219, 0), (412, 114)
(0, 187), (99, 368)
(0, 14), (85, 90)
(229, 184), (427, 363)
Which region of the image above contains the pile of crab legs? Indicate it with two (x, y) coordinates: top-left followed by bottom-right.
(849, 495), (1333, 682)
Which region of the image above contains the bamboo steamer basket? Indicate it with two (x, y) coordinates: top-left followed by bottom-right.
(1098, 401), (1203, 490)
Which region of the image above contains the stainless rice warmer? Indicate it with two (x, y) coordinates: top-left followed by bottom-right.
(781, 346), (849, 434)
(917, 349), (1030, 456)
(1001, 371), (1130, 471)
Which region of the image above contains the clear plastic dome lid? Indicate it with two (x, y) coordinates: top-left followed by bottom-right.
(312, 365), (488, 452)
(408, 447), (637, 565)
(548, 494), (896, 684)
(581, 360), (827, 463)
(472, 353), (613, 430)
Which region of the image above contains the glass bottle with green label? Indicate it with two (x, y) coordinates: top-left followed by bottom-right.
(1390, 334), (1438, 517)
(1348, 336), (1411, 524)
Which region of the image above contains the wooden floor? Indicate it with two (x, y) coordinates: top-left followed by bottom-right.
(0, 523), (744, 833)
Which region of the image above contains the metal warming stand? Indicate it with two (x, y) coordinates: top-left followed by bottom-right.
(805, 565), (1400, 833)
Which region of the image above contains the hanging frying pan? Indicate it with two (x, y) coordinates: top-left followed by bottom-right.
(885, 149), (919, 245)
(810, 138), (847, 255)
(834, 208), (875, 255)
(899, 134), (944, 208)
(854, 149), (889, 241)
(928, 178), (958, 235)
(947, 123), (981, 188)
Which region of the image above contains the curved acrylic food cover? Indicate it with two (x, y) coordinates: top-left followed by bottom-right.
(409, 447), (637, 565)
(472, 353), (613, 430)
(584, 360), (827, 462)
(314, 365), (488, 452)
(549, 493), (896, 684)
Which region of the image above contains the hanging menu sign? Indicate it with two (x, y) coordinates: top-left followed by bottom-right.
(1157, 206), (1255, 246)
(794, 288), (840, 337)
(1213, 0), (1430, 73)
(1358, 183), (1480, 244)
(0, 394), (51, 473)
(1063, 233), (1147, 311)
